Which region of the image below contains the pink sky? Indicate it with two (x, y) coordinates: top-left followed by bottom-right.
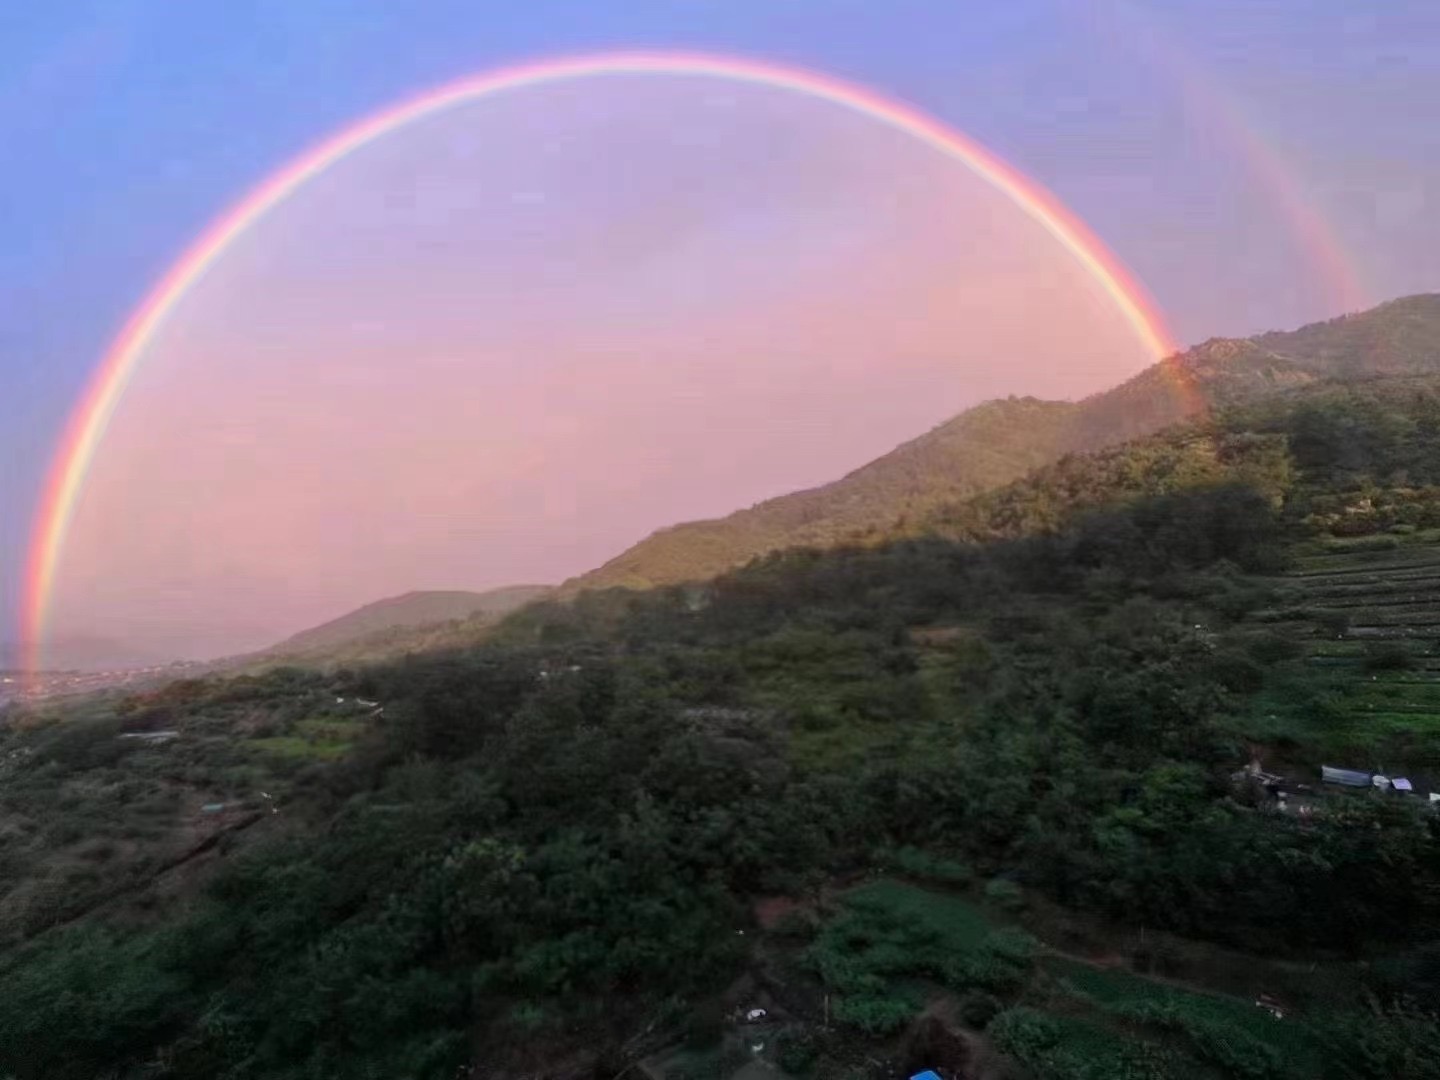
(52, 75), (1156, 658)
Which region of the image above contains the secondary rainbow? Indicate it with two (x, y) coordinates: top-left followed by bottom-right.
(21, 49), (1180, 671)
(1083, 0), (1369, 313)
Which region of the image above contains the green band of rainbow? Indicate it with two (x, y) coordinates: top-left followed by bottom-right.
(21, 50), (1179, 671)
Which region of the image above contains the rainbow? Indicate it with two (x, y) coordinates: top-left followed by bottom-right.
(20, 49), (1179, 671)
(1085, 0), (1368, 314)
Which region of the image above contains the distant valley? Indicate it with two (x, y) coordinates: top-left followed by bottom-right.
(0, 635), (168, 673)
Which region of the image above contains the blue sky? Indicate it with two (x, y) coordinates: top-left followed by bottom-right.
(2, 0), (1438, 644)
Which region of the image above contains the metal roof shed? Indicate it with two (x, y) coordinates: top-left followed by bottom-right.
(1321, 766), (1371, 787)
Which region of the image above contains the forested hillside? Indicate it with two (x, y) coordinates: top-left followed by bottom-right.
(4, 375), (1440, 1079)
(566, 295), (1440, 594)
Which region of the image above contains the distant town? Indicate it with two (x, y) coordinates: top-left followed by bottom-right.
(0, 661), (216, 706)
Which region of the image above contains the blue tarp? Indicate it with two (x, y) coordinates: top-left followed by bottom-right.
(911, 1073), (944, 1080)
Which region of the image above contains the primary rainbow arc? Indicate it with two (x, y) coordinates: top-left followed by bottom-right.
(21, 50), (1179, 671)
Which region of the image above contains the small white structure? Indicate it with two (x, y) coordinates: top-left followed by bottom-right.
(1373, 774), (1392, 790)
(744, 1008), (767, 1023)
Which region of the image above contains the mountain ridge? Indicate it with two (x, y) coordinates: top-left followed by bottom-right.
(561, 294), (1440, 595)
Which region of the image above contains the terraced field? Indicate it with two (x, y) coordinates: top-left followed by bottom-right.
(807, 880), (1345, 1080)
(1047, 957), (1329, 1076)
(1250, 532), (1440, 761)
(249, 715), (368, 760)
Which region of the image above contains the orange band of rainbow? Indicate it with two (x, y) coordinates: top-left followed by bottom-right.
(21, 50), (1179, 671)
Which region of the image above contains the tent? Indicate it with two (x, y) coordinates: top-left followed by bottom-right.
(1393, 777), (1414, 793)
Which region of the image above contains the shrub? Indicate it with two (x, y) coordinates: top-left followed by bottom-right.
(508, 1001), (547, 1032)
(988, 1007), (1061, 1057)
(958, 929), (1039, 994)
(1130, 940), (1182, 977)
(959, 956), (1015, 995)
(73, 839), (118, 864)
(984, 877), (1025, 911)
(1365, 643), (1416, 672)
(0, 924), (190, 1079)
(1369, 942), (1440, 1011)
(832, 991), (919, 1035)
(1244, 631), (1302, 663)
(670, 1047), (748, 1080)
(1188, 1025), (1283, 1080)
(1208, 649), (1267, 692)
(958, 991), (1003, 1029)
(1211, 583), (1272, 620)
(1333, 535), (1400, 552)
(776, 1030), (820, 1074)
(1118, 1001), (1282, 1080)
(1323, 1001), (1440, 1078)
(806, 937), (886, 997)
(991, 1007), (1182, 1080)
(980, 927), (1039, 964)
(794, 704), (837, 732)
(683, 1001), (727, 1049)
(888, 846), (972, 885)
(772, 909), (818, 941)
